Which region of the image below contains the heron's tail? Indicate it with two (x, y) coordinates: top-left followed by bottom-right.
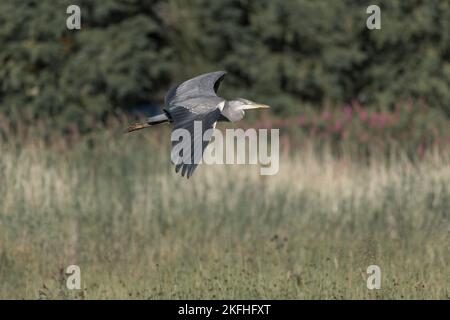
(126, 113), (169, 133)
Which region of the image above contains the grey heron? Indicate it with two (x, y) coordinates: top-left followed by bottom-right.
(127, 71), (270, 178)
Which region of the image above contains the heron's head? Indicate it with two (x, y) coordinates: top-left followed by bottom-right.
(223, 98), (270, 122)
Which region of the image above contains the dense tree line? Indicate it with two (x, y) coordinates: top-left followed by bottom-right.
(0, 0), (449, 130)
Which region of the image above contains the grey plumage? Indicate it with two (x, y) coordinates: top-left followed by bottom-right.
(164, 71), (226, 178)
(165, 71), (227, 109)
(126, 71), (269, 178)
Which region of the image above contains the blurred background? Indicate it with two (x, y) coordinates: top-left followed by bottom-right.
(0, 0), (448, 299)
(1, 0), (449, 150)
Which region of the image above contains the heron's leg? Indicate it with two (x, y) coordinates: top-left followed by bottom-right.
(126, 113), (169, 133)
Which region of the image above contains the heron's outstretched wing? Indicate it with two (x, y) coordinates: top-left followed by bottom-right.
(164, 71), (226, 177)
(165, 71), (227, 108)
(170, 106), (221, 178)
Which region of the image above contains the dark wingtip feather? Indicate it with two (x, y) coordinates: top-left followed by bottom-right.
(181, 165), (188, 177)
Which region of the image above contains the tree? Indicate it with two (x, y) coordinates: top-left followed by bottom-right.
(0, 0), (449, 131)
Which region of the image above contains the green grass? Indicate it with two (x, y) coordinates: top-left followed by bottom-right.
(0, 127), (448, 299)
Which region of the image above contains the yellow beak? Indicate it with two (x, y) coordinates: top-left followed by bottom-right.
(243, 103), (270, 110)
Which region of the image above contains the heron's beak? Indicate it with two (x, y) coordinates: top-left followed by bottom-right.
(243, 103), (270, 110)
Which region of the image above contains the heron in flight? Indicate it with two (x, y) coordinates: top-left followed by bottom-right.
(127, 71), (270, 178)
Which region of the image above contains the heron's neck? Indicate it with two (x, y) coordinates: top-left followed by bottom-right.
(221, 100), (244, 122)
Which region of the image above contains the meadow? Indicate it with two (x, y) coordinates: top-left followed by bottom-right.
(0, 116), (449, 299)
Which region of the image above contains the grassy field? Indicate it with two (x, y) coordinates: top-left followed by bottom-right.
(0, 126), (448, 299)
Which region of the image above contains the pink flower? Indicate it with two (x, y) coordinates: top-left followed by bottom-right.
(322, 111), (332, 121)
(298, 116), (307, 126)
(333, 120), (343, 133)
(359, 109), (368, 122)
(343, 105), (353, 119)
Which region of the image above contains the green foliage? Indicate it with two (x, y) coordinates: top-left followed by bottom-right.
(0, 0), (173, 131)
(0, 0), (449, 129)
